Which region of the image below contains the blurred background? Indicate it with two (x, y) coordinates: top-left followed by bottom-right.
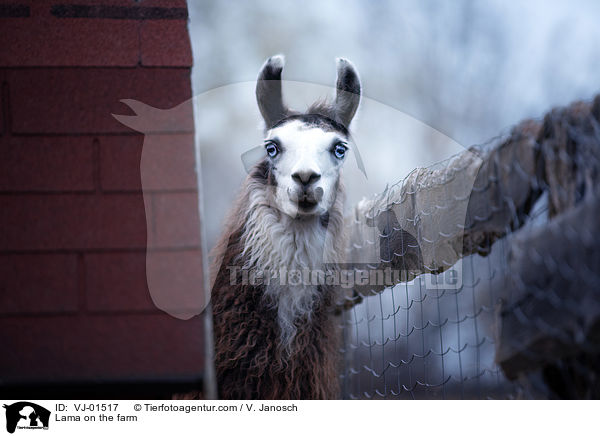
(187, 0), (600, 399)
(188, 0), (600, 144)
(188, 0), (600, 246)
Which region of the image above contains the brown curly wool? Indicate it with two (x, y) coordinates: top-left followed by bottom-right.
(208, 55), (362, 400)
(210, 201), (341, 400)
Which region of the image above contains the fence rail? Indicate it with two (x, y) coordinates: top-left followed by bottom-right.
(340, 95), (600, 399)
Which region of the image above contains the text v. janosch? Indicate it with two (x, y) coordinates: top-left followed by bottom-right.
(55, 404), (119, 412)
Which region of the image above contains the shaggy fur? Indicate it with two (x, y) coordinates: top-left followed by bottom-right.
(211, 163), (345, 399)
(210, 55), (360, 400)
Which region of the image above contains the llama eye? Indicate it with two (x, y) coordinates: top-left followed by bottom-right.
(333, 143), (347, 159)
(265, 142), (279, 158)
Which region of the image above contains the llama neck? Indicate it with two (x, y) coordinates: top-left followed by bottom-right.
(239, 179), (346, 350)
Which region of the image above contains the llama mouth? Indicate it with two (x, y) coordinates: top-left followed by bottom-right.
(297, 194), (318, 212)
(298, 198), (318, 211)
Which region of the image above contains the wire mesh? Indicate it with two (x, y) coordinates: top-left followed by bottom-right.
(340, 241), (515, 399)
(339, 95), (600, 399)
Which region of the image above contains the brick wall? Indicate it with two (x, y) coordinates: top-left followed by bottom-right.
(0, 0), (205, 398)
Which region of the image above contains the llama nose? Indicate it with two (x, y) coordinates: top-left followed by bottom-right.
(292, 171), (321, 186)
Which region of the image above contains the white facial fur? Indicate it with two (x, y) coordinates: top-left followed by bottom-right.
(265, 119), (348, 218)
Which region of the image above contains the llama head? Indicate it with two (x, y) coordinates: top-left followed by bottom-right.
(254, 55), (361, 218)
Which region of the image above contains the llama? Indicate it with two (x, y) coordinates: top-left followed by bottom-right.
(210, 55), (361, 399)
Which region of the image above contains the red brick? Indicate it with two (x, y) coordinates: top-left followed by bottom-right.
(8, 68), (193, 134)
(1, 0), (190, 67)
(0, 71), (4, 136)
(0, 18), (140, 67)
(0, 254), (78, 315)
(0, 314), (204, 382)
(112, 98), (194, 135)
(145, 250), (205, 319)
(0, 194), (147, 251)
(99, 135), (144, 191)
(141, 20), (192, 67)
(147, 192), (201, 248)
(85, 252), (154, 312)
(25, 0), (188, 16)
(38, 0), (188, 9)
(99, 134), (197, 191)
(86, 250), (206, 319)
(141, 134), (197, 190)
(0, 136), (95, 192)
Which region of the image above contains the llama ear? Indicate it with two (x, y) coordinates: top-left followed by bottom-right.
(334, 58), (361, 127)
(256, 55), (288, 129)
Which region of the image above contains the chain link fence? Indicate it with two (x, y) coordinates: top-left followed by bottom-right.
(339, 95), (600, 399)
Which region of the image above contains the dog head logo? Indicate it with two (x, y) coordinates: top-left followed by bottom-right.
(3, 402), (50, 433)
(111, 67), (476, 319)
